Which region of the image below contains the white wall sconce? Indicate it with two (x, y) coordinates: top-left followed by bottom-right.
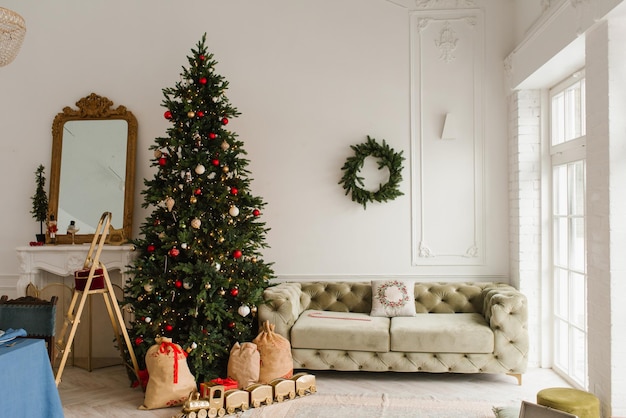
(440, 112), (457, 140)
(0, 7), (26, 67)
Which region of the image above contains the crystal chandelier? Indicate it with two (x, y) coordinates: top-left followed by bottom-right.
(0, 7), (26, 67)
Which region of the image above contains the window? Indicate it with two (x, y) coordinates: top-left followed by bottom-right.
(549, 71), (587, 388)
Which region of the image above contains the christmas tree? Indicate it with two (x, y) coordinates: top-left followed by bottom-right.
(124, 34), (274, 383)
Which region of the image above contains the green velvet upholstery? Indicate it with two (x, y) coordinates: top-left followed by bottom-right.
(292, 310), (390, 352)
(0, 295), (58, 361)
(390, 313), (494, 353)
(259, 281), (528, 380)
(537, 388), (600, 418)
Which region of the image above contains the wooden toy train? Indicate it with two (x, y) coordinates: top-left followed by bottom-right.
(176, 372), (316, 418)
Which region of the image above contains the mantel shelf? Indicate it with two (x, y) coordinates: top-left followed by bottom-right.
(15, 244), (136, 296)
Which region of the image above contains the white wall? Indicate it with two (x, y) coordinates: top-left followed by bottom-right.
(0, 0), (514, 286)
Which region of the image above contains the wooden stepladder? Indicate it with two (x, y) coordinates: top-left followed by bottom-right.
(54, 212), (140, 386)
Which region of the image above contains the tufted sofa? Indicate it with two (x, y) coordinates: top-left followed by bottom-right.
(258, 281), (528, 384)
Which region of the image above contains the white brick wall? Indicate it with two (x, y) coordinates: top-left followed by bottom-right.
(586, 17), (626, 418)
(508, 89), (542, 367)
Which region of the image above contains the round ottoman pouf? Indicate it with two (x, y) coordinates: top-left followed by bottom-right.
(537, 387), (600, 418)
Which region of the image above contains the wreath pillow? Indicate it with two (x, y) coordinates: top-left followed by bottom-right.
(370, 279), (416, 317)
(339, 136), (404, 209)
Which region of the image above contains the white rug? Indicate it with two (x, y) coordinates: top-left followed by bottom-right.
(239, 393), (495, 418)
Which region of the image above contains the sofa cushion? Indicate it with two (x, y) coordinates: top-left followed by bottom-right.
(390, 313), (494, 353)
(371, 279), (416, 317)
(291, 310), (390, 352)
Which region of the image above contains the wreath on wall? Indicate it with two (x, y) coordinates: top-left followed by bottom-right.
(339, 135), (405, 209)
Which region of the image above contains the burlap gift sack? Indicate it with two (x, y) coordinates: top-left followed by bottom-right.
(139, 337), (197, 410)
(252, 321), (293, 384)
(227, 342), (260, 389)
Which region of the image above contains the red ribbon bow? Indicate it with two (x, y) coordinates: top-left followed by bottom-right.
(211, 377), (238, 388)
(159, 341), (187, 384)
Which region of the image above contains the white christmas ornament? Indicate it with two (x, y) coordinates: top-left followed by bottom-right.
(165, 197), (175, 212)
(191, 218), (201, 229)
(238, 305), (251, 317)
(191, 342), (198, 349)
(221, 141), (230, 151)
(229, 206), (240, 217)
(143, 284), (153, 292)
(214, 262), (221, 271)
(195, 164), (206, 175)
(183, 281), (193, 290)
(144, 317), (152, 323)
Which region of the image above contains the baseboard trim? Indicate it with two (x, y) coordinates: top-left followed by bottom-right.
(271, 274), (509, 283)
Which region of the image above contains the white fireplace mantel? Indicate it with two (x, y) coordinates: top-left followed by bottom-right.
(15, 244), (136, 295)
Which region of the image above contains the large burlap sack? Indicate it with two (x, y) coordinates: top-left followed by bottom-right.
(252, 321), (293, 384)
(139, 337), (197, 410)
(227, 342), (260, 389)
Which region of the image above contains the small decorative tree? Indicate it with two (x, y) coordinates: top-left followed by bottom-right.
(30, 164), (48, 242)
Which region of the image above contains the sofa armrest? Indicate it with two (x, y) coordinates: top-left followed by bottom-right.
(483, 286), (529, 371)
(258, 282), (303, 339)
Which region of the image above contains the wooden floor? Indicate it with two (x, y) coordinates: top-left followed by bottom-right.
(58, 365), (572, 417)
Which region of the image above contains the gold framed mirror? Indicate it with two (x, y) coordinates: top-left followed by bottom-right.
(48, 93), (137, 245)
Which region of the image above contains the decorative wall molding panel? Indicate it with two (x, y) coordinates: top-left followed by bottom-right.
(386, 0), (479, 10)
(410, 8), (485, 266)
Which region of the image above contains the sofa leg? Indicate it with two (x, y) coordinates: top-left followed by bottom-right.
(507, 373), (522, 385)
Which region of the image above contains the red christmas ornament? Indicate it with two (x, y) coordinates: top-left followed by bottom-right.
(197, 110), (204, 118)
(221, 117), (229, 125)
(169, 247), (180, 257)
(230, 287), (239, 297)
(147, 244), (156, 253)
(252, 209), (261, 217)
(165, 324), (174, 332)
(175, 280), (183, 288)
(232, 249), (243, 259)
(209, 132), (217, 139)
(194, 188), (202, 196)
(153, 218), (161, 226)
(164, 110), (172, 119)
(199, 55), (205, 61)
(158, 156), (167, 166)
(199, 77), (207, 85)
(230, 187), (239, 196)
(212, 159), (220, 166)
(134, 337), (144, 346)
(228, 321), (236, 329)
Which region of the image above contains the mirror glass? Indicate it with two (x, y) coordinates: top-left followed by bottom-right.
(48, 93), (137, 244)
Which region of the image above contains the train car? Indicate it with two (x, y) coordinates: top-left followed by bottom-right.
(245, 383), (274, 408)
(177, 374), (316, 417)
(180, 385), (226, 418)
(269, 378), (296, 402)
(291, 372), (317, 397)
(224, 389), (249, 414)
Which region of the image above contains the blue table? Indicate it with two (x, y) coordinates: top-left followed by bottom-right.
(0, 338), (64, 417)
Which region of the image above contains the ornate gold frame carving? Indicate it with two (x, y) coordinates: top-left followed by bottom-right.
(48, 93), (137, 244)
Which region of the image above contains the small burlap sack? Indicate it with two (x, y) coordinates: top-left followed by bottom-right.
(139, 337), (197, 410)
(252, 321), (293, 384)
(227, 342), (260, 389)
